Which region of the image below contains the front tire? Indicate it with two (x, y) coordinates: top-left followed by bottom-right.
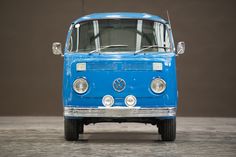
(78, 122), (84, 134)
(158, 126), (162, 134)
(64, 119), (79, 141)
(159, 118), (176, 141)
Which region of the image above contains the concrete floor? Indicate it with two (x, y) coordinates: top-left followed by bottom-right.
(0, 117), (235, 157)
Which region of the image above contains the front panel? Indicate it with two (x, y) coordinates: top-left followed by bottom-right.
(63, 52), (177, 109)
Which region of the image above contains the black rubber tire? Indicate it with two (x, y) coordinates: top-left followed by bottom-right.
(158, 125), (162, 134)
(64, 119), (79, 141)
(160, 118), (176, 141)
(157, 123), (162, 134)
(78, 122), (84, 134)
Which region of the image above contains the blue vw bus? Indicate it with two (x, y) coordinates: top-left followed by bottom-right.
(52, 12), (185, 141)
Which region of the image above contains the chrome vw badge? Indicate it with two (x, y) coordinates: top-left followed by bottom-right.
(113, 78), (126, 92)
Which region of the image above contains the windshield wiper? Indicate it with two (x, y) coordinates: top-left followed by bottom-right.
(134, 45), (171, 54)
(89, 45), (128, 54)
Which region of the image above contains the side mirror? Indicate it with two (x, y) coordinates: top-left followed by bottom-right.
(52, 42), (63, 56)
(176, 41), (185, 55)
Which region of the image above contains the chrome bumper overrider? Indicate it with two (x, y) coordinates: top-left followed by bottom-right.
(64, 107), (176, 117)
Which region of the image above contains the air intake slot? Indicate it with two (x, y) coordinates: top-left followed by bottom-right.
(86, 61), (153, 71)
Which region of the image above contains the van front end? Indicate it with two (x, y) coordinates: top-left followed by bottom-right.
(53, 13), (185, 141)
(63, 52), (178, 141)
(63, 53), (178, 117)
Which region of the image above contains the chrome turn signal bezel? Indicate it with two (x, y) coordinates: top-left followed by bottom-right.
(125, 95), (137, 107)
(102, 95), (115, 107)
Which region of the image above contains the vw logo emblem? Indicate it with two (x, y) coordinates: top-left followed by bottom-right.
(113, 78), (126, 92)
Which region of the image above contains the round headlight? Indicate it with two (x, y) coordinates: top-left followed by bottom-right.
(125, 95), (137, 107)
(102, 95), (114, 107)
(151, 78), (166, 94)
(73, 78), (88, 94)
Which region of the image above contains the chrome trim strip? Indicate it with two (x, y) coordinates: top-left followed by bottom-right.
(64, 107), (176, 117)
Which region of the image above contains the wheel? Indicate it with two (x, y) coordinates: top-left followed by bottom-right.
(159, 118), (176, 141)
(64, 119), (79, 141)
(78, 122), (84, 134)
(158, 125), (162, 134)
(157, 122), (162, 134)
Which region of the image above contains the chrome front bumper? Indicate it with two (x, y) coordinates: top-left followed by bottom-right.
(64, 107), (176, 117)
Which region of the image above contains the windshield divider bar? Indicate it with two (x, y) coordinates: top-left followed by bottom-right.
(93, 20), (100, 53)
(136, 20), (143, 53)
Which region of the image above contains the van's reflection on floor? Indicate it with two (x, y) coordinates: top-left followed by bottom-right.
(78, 132), (161, 143)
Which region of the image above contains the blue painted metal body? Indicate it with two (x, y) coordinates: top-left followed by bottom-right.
(72, 12), (168, 24)
(62, 13), (178, 114)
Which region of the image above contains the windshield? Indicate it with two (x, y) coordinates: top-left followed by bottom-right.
(68, 19), (173, 53)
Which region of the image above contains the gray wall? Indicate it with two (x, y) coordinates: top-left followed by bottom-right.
(0, 0), (236, 116)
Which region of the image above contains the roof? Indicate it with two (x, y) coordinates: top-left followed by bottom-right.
(72, 12), (168, 24)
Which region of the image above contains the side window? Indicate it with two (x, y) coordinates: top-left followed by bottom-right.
(153, 22), (171, 52)
(68, 27), (77, 52)
(154, 22), (164, 51)
(68, 36), (73, 52)
(164, 27), (171, 52)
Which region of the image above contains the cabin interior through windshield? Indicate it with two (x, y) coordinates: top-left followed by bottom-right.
(68, 19), (172, 53)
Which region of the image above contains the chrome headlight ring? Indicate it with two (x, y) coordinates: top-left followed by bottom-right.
(73, 78), (89, 94)
(151, 78), (166, 94)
